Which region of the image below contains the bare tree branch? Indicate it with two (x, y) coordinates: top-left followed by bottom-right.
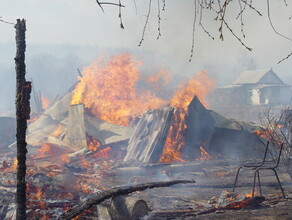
(240, 0), (262, 16)
(138, 0), (152, 46)
(98, 2), (125, 8)
(278, 52), (292, 64)
(157, 0), (162, 39)
(0, 17), (15, 25)
(162, 0), (166, 11)
(189, 0), (198, 62)
(267, 0), (292, 42)
(133, 0), (138, 14)
(223, 19), (252, 51)
(96, 0), (105, 12)
(198, 1), (215, 40)
(237, 0), (246, 38)
(118, 0), (124, 29)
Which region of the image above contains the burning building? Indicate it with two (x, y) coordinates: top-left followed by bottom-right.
(1, 54), (291, 219)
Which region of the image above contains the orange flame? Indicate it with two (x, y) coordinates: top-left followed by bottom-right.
(41, 96), (50, 110)
(253, 130), (269, 139)
(32, 144), (54, 159)
(70, 54), (216, 162)
(144, 69), (171, 93)
(95, 147), (111, 158)
(32, 144), (68, 161)
(12, 158), (18, 171)
(160, 109), (187, 163)
(71, 54), (166, 126)
(196, 146), (212, 160)
(169, 71), (215, 109)
(245, 192), (253, 198)
(49, 124), (64, 138)
(160, 71), (215, 162)
(87, 136), (102, 152)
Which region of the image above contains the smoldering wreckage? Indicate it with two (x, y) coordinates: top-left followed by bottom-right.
(1, 55), (292, 220)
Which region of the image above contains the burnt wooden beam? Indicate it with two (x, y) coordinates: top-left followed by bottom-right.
(58, 179), (195, 220)
(15, 19), (31, 220)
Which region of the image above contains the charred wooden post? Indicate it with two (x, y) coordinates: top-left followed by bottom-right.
(15, 19), (31, 220)
(109, 195), (148, 220)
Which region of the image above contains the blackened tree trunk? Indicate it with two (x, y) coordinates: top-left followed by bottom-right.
(15, 19), (31, 220)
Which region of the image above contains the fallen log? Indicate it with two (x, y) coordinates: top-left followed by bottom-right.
(58, 179), (195, 220)
(109, 195), (148, 220)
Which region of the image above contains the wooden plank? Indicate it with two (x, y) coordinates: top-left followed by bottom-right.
(67, 104), (87, 150)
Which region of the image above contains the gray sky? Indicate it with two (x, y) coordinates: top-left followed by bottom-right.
(1, 1), (291, 72)
(0, 0), (292, 114)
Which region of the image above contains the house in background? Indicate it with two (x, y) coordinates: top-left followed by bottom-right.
(213, 69), (291, 106)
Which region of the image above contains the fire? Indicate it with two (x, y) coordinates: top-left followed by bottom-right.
(253, 129), (269, 139)
(245, 192), (253, 198)
(32, 144), (69, 163)
(71, 54), (166, 126)
(196, 146), (212, 160)
(160, 109), (187, 163)
(35, 190), (46, 209)
(88, 146), (111, 159)
(87, 136), (102, 151)
(32, 144), (54, 159)
(160, 72), (215, 162)
(50, 124), (64, 138)
(169, 71), (215, 109)
(41, 96), (50, 110)
(12, 158), (18, 171)
(144, 69), (171, 93)
(95, 147), (111, 158)
(28, 113), (39, 123)
(70, 54), (216, 162)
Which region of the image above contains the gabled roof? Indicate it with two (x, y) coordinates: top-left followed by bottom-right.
(233, 69), (284, 85)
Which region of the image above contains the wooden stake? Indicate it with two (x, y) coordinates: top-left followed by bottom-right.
(15, 18), (31, 220)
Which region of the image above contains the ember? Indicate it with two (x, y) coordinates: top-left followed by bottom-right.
(87, 135), (102, 152)
(41, 96), (51, 110)
(196, 146), (212, 160)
